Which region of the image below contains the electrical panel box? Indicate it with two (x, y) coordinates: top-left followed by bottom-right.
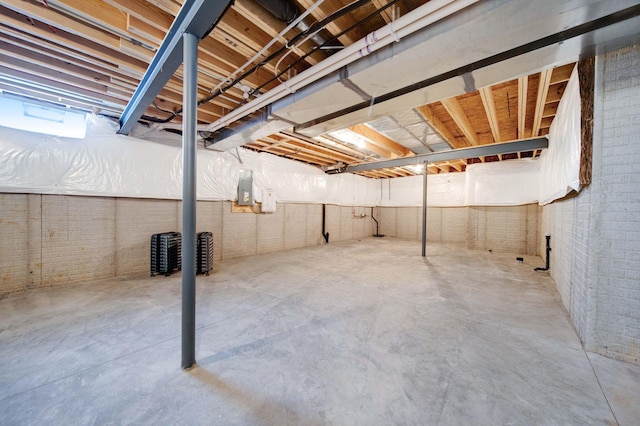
(262, 189), (276, 212)
(237, 170), (253, 206)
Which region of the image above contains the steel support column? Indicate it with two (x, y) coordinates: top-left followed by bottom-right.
(181, 32), (198, 370)
(422, 163), (428, 257)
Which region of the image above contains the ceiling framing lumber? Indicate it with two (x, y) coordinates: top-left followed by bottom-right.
(414, 104), (467, 149)
(440, 97), (480, 146)
(349, 124), (414, 158)
(517, 76), (528, 138)
(372, 0), (394, 24)
(296, 0), (362, 46)
(479, 86), (501, 142)
(532, 69), (553, 137)
(2, 0), (625, 180)
(119, 0), (233, 134)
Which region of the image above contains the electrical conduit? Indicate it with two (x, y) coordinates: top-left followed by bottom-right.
(206, 0), (479, 133)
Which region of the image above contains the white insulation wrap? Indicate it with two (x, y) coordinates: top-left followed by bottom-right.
(465, 159), (541, 206)
(378, 160), (540, 208)
(0, 115), (378, 206)
(0, 66), (581, 208)
(538, 66), (582, 205)
(379, 173), (465, 207)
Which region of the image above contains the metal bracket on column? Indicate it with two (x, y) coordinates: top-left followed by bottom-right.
(118, 0), (232, 135)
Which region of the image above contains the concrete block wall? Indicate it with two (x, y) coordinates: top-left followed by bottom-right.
(542, 45), (640, 365)
(0, 194), (30, 294)
(378, 205), (538, 255)
(541, 190), (593, 348)
(118, 198), (181, 275)
(0, 196), (373, 295)
(469, 205), (539, 255)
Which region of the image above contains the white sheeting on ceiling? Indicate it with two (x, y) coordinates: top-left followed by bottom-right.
(366, 110), (448, 154)
(0, 68), (581, 207)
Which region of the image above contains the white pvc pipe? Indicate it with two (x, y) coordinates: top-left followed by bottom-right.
(206, 0), (479, 133)
(209, 0), (326, 94)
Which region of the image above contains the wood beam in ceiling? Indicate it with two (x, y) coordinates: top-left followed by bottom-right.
(517, 76), (528, 139)
(0, 53), (123, 100)
(231, 0), (325, 66)
(127, 16), (164, 45)
(216, 10), (304, 72)
(0, 30), (232, 120)
(550, 63), (575, 84)
(119, 0), (232, 133)
(440, 97), (480, 146)
(0, 8), (146, 76)
(0, 30), (133, 83)
(103, 0), (174, 33)
(532, 69), (553, 137)
(0, 83), (111, 116)
(282, 132), (372, 162)
(0, 63), (126, 109)
(0, 1), (278, 120)
(51, 0), (163, 47)
(0, 8), (189, 111)
(372, 0), (394, 24)
(414, 105), (467, 149)
(479, 86), (501, 142)
(427, 165), (440, 174)
(296, 0), (363, 46)
(2, 0), (141, 53)
(146, 0), (181, 16)
(349, 124), (413, 158)
(267, 134), (361, 164)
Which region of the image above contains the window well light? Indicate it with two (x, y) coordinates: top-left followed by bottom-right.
(0, 94), (88, 139)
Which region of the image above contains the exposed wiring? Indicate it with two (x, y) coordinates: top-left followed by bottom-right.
(274, 19), (327, 83)
(210, 0), (326, 95)
(248, 0), (401, 100)
(152, 101), (175, 115)
(148, 0), (381, 124)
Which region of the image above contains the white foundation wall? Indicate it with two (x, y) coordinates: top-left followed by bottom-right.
(542, 45), (640, 365)
(0, 194), (373, 295)
(377, 204), (539, 255)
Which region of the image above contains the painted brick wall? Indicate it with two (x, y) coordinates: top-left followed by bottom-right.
(541, 189), (593, 346)
(542, 45), (640, 365)
(0, 194), (29, 293)
(593, 45), (640, 364)
(0, 197), (373, 295)
(283, 203), (305, 250)
(378, 205), (537, 255)
(470, 205), (538, 255)
(118, 198), (179, 276)
(306, 204), (323, 246)
(41, 195), (116, 287)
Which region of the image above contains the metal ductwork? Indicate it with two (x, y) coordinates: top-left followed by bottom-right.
(254, 0), (339, 48)
(207, 0), (640, 152)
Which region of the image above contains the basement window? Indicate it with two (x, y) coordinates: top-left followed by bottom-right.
(0, 94), (87, 139)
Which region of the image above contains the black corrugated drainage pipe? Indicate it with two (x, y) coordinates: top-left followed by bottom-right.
(371, 207), (384, 237)
(535, 234), (551, 271)
(322, 204), (330, 243)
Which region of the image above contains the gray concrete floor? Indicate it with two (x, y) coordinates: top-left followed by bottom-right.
(1, 238), (639, 425)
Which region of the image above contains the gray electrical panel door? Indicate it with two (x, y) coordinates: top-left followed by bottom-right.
(237, 170), (253, 206)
